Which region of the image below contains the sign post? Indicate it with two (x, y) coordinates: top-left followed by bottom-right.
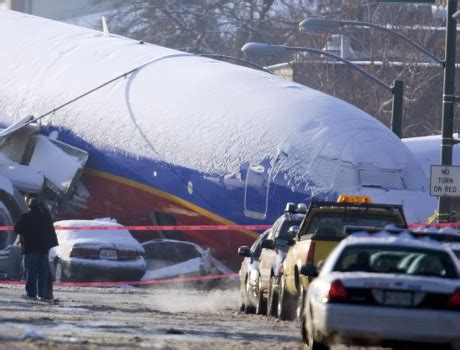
(430, 165), (460, 197)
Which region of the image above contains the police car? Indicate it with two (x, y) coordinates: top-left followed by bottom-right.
(300, 230), (460, 350)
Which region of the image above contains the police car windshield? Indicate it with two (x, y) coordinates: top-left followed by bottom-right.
(333, 245), (458, 279)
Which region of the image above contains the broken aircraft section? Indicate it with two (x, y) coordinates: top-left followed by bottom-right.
(0, 118), (89, 278)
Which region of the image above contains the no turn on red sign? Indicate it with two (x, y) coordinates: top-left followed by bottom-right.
(430, 165), (460, 197)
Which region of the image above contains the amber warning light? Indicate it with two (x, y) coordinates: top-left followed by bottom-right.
(337, 195), (372, 204)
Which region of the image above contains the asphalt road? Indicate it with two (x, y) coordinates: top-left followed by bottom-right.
(0, 283), (392, 350)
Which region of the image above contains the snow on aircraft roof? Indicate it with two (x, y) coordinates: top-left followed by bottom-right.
(0, 10), (428, 211)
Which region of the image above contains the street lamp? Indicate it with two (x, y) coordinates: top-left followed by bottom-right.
(241, 42), (404, 138)
(299, 18), (444, 66)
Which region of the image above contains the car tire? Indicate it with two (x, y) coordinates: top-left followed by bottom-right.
(244, 278), (256, 314)
(240, 277), (246, 312)
(305, 306), (329, 350)
(277, 274), (295, 321)
(266, 275), (278, 317)
(255, 279), (267, 315)
(296, 281), (305, 320)
(55, 260), (69, 282)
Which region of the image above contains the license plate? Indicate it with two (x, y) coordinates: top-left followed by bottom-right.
(384, 291), (412, 306)
(100, 249), (117, 260)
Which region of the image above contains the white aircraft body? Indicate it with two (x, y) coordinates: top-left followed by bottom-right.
(0, 10), (434, 267)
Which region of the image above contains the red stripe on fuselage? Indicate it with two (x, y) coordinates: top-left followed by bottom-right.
(75, 170), (256, 270)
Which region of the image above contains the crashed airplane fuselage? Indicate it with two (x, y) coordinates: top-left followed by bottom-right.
(0, 10), (434, 268)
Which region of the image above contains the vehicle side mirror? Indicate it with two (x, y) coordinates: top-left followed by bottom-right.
(286, 238), (296, 247)
(238, 246), (251, 257)
(316, 260), (325, 272)
(287, 225), (300, 238)
(261, 239), (275, 250)
(300, 264), (318, 279)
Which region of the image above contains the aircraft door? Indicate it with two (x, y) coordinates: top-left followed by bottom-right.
(243, 161), (271, 220)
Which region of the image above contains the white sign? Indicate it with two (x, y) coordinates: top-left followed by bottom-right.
(430, 165), (460, 197)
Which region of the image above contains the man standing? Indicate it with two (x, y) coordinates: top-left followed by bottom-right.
(14, 198), (58, 301)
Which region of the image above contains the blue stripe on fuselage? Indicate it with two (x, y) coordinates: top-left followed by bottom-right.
(23, 125), (337, 224)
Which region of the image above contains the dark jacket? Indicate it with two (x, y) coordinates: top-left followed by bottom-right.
(14, 206), (58, 255)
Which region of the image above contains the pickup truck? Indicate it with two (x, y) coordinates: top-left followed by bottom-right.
(277, 196), (407, 320)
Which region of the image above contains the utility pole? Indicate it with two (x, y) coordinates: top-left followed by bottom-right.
(391, 80), (404, 138)
(438, 0), (458, 222)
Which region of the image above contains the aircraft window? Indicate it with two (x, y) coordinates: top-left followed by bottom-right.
(358, 169), (404, 190)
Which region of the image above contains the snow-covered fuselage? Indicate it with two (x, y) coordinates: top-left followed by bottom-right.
(0, 10), (433, 268)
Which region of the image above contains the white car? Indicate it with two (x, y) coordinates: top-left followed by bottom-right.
(141, 239), (220, 280)
(300, 231), (460, 350)
(50, 219), (146, 282)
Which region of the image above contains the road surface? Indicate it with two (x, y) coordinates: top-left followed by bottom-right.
(0, 283), (392, 349)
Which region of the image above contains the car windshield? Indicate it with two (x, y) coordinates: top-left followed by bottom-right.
(333, 244), (458, 279)
(275, 219), (302, 245)
(144, 242), (202, 262)
(309, 212), (401, 241)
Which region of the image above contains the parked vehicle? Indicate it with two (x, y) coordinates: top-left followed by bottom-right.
(142, 238), (221, 280)
(300, 231), (460, 350)
(258, 203), (305, 316)
(50, 219), (146, 282)
(279, 195), (407, 320)
(238, 230), (270, 314)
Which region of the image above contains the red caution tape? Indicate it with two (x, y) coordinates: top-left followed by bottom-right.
(0, 225), (271, 231)
(0, 273), (239, 287)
